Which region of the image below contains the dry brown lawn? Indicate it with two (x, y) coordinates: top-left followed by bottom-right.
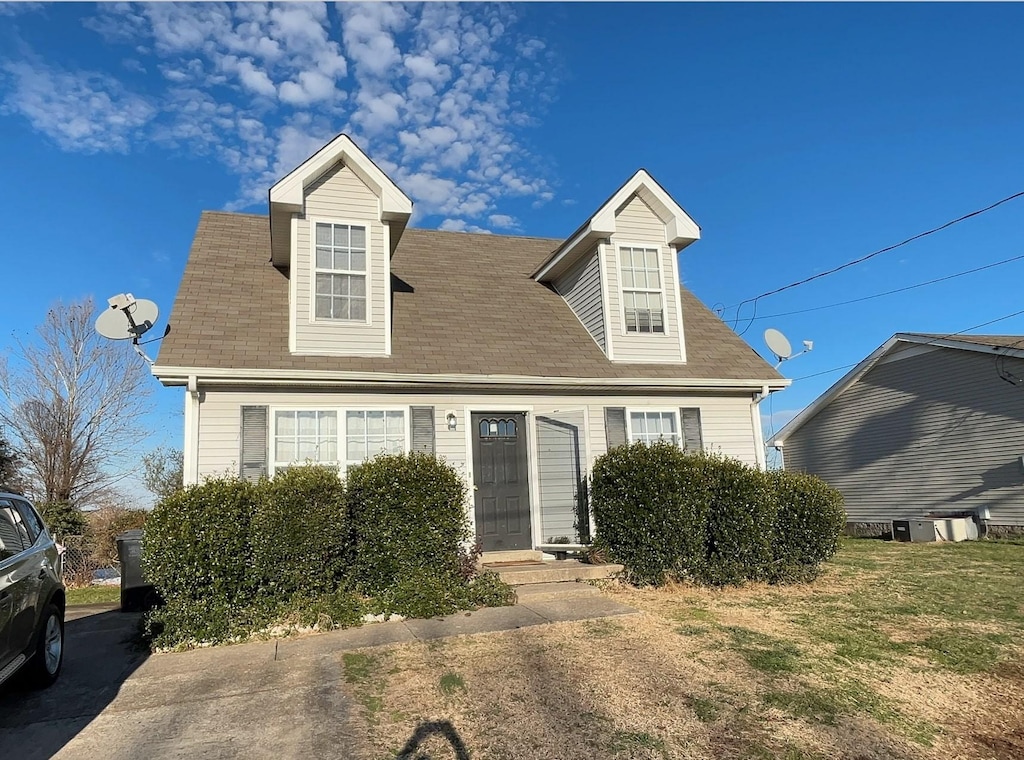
(339, 539), (1024, 759)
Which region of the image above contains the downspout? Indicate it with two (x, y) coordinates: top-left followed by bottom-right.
(182, 375), (201, 485)
(750, 384), (770, 470)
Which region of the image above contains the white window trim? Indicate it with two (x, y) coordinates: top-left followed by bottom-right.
(269, 404), (410, 477)
(615, 242), (669, 337)
(308, 216), (373, 326)
(625, 408), (681, 446)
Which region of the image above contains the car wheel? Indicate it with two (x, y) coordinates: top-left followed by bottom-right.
(25, 603), (64, 689)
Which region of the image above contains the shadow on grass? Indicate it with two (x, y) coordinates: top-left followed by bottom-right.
(396, 719), (470, 760)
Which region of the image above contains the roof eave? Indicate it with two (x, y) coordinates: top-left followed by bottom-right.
(152, 364), (790, 392)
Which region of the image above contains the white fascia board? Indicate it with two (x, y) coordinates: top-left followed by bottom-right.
(269, 133), (412, 218)
(152, 364), (791, 392)
(895, 332), (1024, 359)
(534, 169), (700, 282)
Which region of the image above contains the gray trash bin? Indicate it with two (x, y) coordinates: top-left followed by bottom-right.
(116, 529), (157, 611)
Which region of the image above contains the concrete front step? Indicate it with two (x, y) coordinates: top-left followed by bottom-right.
(514, 581), (603, 602)
(479, 550), (544, 565)
(491, 560), (624, 586)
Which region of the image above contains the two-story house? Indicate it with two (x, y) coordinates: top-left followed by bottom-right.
(153, 134), (786, 556)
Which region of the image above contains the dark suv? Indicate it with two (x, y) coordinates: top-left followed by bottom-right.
(0, 493), (65, 689)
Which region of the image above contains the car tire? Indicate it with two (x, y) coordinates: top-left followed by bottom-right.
(25, 603), (64, 689)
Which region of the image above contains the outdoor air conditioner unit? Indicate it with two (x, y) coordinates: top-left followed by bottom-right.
(891, 518), (978, 543)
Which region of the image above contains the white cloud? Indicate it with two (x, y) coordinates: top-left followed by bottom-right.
(488, 214), (516, 230)
(2, 3), (561, 226)
(0, 60), (156, 153)
(234, 58), (276, 97)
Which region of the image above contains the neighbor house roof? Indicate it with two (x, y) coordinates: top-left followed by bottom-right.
(154, 211), (783, 388)
(768, 332), (1024, 447)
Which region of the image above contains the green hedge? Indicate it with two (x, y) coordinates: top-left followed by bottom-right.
(592, 445), (844, 587)
(142, 454), (511, 649)
(347, 452), (470, 595)
(142, 477), (259, 604)
(590, 442), (711, 586)
(767, 470), (846, 582)
(251, 466), (348, 596)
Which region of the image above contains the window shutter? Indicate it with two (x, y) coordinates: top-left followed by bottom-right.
(604, 407), (627, 449)
(240, 406), (269, 481)
(410, 406), (436, 455)
(679, 407), (703, 451)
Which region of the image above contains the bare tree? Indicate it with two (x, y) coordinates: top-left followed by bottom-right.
(0, 429), (24, 493)
(0, 298), (153, 506)
(142, 446), (184, 503)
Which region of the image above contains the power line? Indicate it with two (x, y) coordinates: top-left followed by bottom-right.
(792, 307), (1024, 381)
(740, 252), (1024, 322)
(729, 189), (1024, 335)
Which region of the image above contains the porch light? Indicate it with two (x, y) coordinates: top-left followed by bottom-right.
(446, 411), (458, 430)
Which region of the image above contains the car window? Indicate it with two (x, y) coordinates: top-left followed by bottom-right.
(0, 501), (27, 560)
(13, 499), (43, 545)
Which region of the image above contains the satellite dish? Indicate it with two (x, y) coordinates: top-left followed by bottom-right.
(95, 294), (164, 364)
(95, 297), (159, 340)
(764, 328), (793, 360)
(95, 308), (135, 340)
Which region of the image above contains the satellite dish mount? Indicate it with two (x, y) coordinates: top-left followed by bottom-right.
(95, 293), (167, 364)
(764, 327), (813, 369)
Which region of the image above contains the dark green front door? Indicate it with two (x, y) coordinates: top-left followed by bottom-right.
(471, 413), (531, 552)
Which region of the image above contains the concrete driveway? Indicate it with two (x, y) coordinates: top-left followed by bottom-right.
(0, 604), (363, 759)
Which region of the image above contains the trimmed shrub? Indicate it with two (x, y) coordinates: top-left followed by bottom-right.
(591, 442), (712, 585)
(698, 458), (775, 586)
(252, 466), (348, 596)
(37, 501), (88, 540)
(592, 445), (842, 587)
(347, 452), (469, 594)
(767, 470), (845, 582)
(142, 476), (259, 605)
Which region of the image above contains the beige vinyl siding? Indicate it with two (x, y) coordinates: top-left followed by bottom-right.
(294, 162), (389, 356)
(605, 194), (685, 363)
(192, 388), (761, 480)
(784, 347), (1024, 527)
(554, 248), (605, 352)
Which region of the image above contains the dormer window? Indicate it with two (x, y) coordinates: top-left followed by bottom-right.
(314, 221), (367, 321)
(620, 246), (665, 333)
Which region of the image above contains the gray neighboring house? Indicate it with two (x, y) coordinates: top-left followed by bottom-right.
(769, 333), (1024, 536)
(154, 133), (786, 557)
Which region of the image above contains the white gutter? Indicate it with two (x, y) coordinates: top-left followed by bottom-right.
(750, 383), (770, 470)
(153, 364), (791, 392)
(182, 375), (201, 486)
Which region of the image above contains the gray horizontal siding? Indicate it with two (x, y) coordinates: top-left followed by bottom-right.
(785, 346), (1024, 526)
(555, 249), (605, 351)
(536, 411), (587, 543)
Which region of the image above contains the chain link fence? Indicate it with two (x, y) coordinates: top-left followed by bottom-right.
(58, 534), (121, 589)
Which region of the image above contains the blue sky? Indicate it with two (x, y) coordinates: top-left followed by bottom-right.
(3, 2), (1024, 499)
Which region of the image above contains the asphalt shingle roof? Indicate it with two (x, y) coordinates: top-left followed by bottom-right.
(156, 211), (781, 383)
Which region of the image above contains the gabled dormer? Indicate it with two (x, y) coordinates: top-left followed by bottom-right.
(533, 170), (700, 364)
(269, 135), (413, 357)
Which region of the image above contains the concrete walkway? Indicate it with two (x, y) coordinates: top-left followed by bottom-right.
(1, 592), (637, 759)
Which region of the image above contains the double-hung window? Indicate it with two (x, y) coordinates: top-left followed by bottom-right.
(273, 410), (338, 473)
(345, 411), (405, 469)
(314, 222), (367, 321)
(629, 411), (679, 446)
(271, 408), (407, 474)
(620, 246), (665, 333)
